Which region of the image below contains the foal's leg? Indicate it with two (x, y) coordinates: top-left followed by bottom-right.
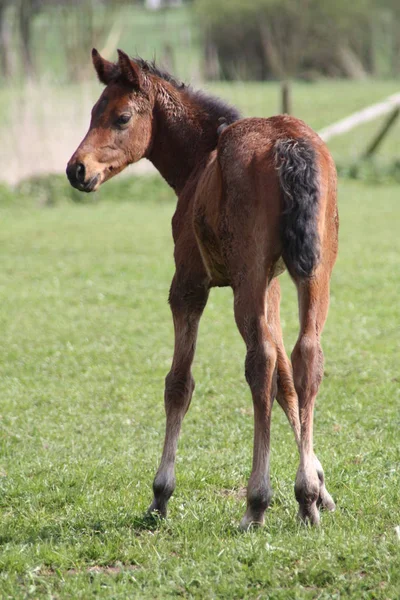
(292, 270), (334, 525)
(267, 279), (301, 444)
(234, 284), (278, 530)
(148, 274), (209, 517)
(267, 279), (335, 512)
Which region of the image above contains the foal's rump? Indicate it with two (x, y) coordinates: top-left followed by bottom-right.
(216, 115), (336, 282)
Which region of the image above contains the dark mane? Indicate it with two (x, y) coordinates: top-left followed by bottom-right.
(135, 57), (185, 91)
(117, 57), (242, 126)
(190, 88), (241, 127)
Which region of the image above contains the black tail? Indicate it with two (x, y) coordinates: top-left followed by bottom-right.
(275, 138), (321, 278)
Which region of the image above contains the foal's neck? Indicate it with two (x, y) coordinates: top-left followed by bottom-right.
(146, 87), (223, 194)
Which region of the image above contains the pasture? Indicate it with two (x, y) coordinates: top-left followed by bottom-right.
(0, 176), (399, 598)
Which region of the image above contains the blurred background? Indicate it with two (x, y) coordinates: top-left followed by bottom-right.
(0, 0), (400, 189)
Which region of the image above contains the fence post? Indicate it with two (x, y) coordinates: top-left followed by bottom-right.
(281, 81), (292, 114)
(363, 107), (400, 159)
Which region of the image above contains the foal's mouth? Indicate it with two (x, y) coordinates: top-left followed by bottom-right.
(77, 174), (100, 193)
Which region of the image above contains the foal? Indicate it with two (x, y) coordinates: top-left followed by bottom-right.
(67, 49), (338, 529)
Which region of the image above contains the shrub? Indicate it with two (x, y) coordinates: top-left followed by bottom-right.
(196, 0), (400, 80)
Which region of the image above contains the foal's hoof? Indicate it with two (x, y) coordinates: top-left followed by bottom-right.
(147, 500), (167, 519)
(314, 456), (336, 512)
(239, 513), (265, 532)
(297, 502), (320, 527)
(317, 487), (336, 512)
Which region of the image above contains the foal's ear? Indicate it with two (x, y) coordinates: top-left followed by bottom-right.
(92, 48), (117, 85)
(117, 49), (143, 89)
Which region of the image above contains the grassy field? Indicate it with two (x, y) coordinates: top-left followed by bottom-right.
(0, 176), (399, 598)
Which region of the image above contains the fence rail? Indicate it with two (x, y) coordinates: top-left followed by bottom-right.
(318, 93), (400, 142)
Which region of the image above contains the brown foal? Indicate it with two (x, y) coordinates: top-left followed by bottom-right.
(67, 49), (338, 529)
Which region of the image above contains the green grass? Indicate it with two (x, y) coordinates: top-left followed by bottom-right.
(0, 177), (399, 598)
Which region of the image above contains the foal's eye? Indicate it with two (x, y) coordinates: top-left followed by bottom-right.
(116, 114), (131, 127)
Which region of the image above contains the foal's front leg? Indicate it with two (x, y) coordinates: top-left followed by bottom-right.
(148, 274), (209, 518)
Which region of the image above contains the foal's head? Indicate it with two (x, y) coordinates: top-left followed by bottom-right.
(67, 49), (240, 193)
(67, 49), (155, 192)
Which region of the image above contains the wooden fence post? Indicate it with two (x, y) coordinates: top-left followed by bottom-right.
(363, 107), (400, 159)
(281, 81), (292, 114)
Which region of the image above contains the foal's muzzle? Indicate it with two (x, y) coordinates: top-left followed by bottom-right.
(66, 161), (99, 193)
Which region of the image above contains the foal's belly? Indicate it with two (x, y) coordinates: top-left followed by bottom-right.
(194, 210), (231, 287)
(192, 150), (286, 287)
(193, 210), (286, 288)
(193, 153), (231, 287)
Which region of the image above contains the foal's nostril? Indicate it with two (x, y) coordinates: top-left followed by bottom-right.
(76, 162), (86, 184)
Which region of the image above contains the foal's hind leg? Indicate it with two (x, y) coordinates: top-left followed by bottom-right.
(233, 282), (278, 530)
(148, 273), (209, 518)
(267, 279), (335, 512)
(292, 269), (335, 525)
(267, 279), (301, 443)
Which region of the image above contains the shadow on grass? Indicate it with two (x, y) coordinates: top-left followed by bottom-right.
(0, 511), (166, 547)
(128, 511), (166, 532)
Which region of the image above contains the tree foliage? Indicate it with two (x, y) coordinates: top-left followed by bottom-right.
(196, 0), (400, 80)
(0, 0), (135, 81)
